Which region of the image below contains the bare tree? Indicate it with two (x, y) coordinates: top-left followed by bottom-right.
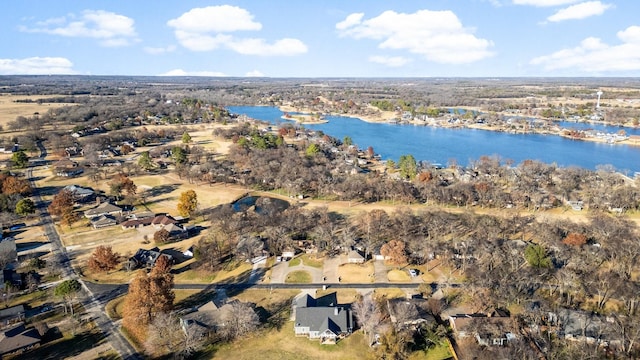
(353, 294), (382, 346)
(218, 302), (260, 340)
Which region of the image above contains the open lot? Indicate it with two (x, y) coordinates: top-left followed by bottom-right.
(337, 263), (374, 283)
(0, 94), (78, 126)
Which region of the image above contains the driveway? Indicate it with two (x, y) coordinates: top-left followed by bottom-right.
(269, 259), (324, 284)
(322, 255), (344, 283)
(373, 260), (389, 283)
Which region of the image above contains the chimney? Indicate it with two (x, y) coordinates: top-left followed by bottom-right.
(334, 307), (339, 316)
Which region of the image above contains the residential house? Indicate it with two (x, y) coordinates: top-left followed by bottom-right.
(56, 168), (84, 177)
(90, 215), (117, 229)
(63, 185), (95, 202)
(0, 305), (25, 327)
(127, 248), (173, 270)
(180, 299), (255, 340)
(121, 213), (177, 230)
(0, 323), (41, 357)
(387, 298), (435, 329)
(163, 223), (188, 240)
(84, 202), (123, 219)
(0, 238), (17, 267)
(449, 313), (516, 347)
(64, 146), (83, 157)
(549, 309), (618, 346)
(293, 293), (353, 344)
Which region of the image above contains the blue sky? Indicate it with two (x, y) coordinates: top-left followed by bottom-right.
(2, 0), (639, 77)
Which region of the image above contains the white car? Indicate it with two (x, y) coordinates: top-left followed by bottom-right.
(408, 269), (418, 277)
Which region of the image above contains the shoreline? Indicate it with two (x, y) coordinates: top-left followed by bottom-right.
(278, 105), (640, 147)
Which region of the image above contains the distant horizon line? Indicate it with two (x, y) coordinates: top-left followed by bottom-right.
(1, 74), (640, 80)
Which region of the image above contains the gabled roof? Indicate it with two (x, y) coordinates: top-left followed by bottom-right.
(0, 306), (24, 323)
(63, 185), (94, 197)
(295, 307), (351, 334)
(91, 215), (117, 227)
(85, 202), (122, 216)
(151, 214), (177, 226)
(0, 323), (41, 356)
(347, 250), (364, 261)
(163, 223), (185, 234)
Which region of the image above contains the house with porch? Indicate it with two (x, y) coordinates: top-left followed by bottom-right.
(293, 293), (353, 344)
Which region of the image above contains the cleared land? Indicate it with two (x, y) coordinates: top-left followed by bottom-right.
(337, 263), (374, 283)
(0, 94), (77, 125)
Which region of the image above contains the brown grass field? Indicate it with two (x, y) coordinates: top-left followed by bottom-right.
(387, 269), (411, 282)
(337, 263), (374, 283)
(0, 93), (78, 125)
(211, 322), (375, 360)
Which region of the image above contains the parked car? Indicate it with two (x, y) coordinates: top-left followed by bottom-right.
(408, 269), (418, 277)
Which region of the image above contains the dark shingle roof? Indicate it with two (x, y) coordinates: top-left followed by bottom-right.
(295, 307), (351, 334)
(0, 323), (41, 356)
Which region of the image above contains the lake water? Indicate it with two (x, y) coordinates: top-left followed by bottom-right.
(228, 106), (640, 172)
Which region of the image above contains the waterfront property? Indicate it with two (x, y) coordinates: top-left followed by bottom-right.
(229, 106), (640, 173)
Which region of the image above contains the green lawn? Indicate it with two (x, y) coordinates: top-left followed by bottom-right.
(409, 342), (454, 360)
(285, 270), (312, 283)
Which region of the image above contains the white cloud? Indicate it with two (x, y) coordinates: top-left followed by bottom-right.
(368, 55), (411, 67)
(0, 57), (76, 75)
(21, 10), (138, 47)
(168, 6), (307, 56)
(158, 69), (226, 77)
(513, 0), (580, 6)
(144, 45), (177, 55)
(245, 70), (265, 77)
(530, 26), (640, 72)
(226, 38), (307, 56)
(335, 13), (364, 30)
(547, 1), (612, 22)
(167, 5), (261, 33)
(337, 10), (493, 64)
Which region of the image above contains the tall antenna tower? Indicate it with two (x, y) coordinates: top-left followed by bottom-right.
(596, 90), (603, 108)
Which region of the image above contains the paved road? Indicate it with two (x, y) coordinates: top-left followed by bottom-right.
(30, 141), (142, 360)
(84, 280), (455, 305)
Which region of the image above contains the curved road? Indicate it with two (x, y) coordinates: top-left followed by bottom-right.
(30, 141), (142, 360)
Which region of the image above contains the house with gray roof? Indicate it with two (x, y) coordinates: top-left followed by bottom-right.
(0, 305), (25, 327)
(90, 215), (117, 229)
(0, 323), (41, 357)
(180, 299), (257, 340)
(63, 185), (94, 201)
(84, 202), (122, 218)
(293, 293), (353, 344)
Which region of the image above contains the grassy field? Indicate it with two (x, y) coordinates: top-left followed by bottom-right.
(106, 289), (201, 319)
(285, 270), (312, 283)
(409, 342), (453, 360)
(315, 289), (360, 304)
(208, 322), (376, 360)
(372, 288), (407, 300)
(387, 269), (411, 282)
(0, 94), (78, 125)
(338, 263), (374, 283)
